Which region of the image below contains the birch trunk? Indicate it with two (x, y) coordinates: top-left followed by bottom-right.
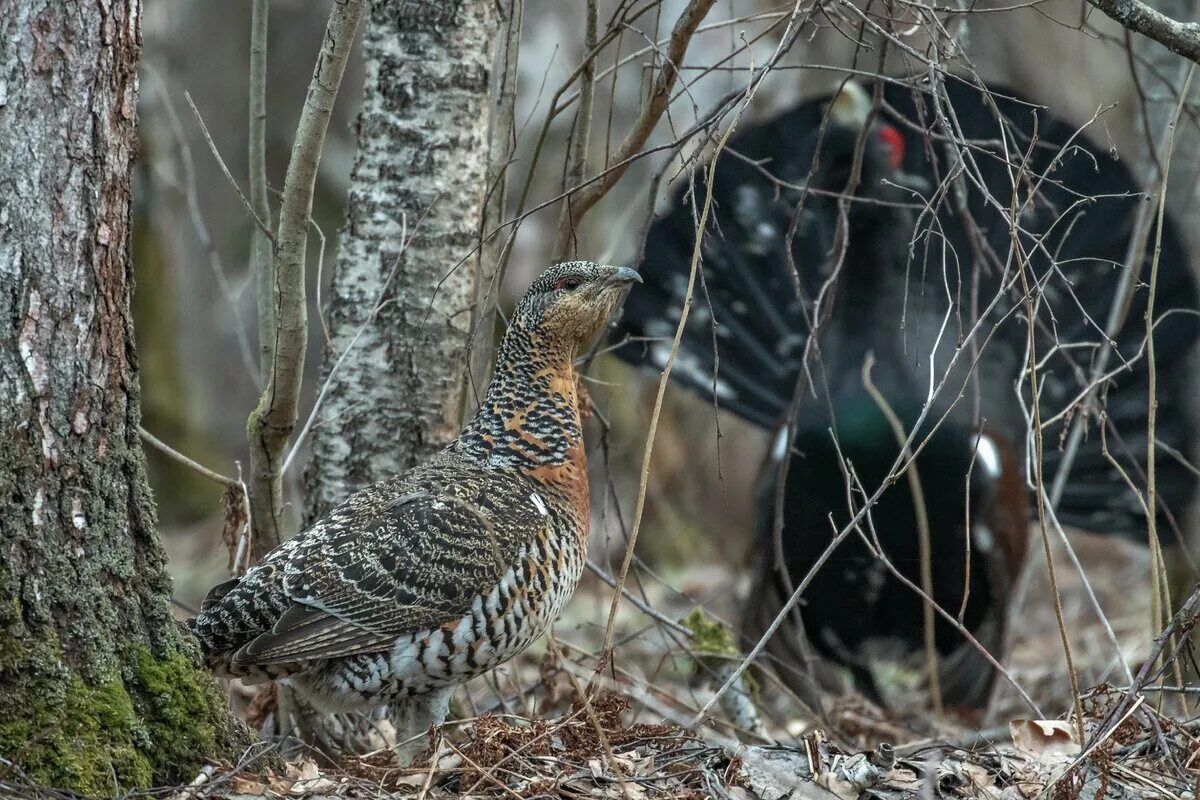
(0, 1), (250, 793)
(304, 0), (496, 520)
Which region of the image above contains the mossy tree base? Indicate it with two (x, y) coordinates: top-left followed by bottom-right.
(0, 632), (249, 795)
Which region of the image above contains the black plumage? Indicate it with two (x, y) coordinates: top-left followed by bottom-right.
(613, 81), (1198, 710)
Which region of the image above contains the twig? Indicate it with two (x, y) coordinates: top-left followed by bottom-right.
(553, 0), (599, 258)
(182, 93), (275, 245)
(585, 559), (694, 637)
(1016, 201), (1086, 744)
(1142, 62), (1194, 698)
(861, 352), (943, 714)
(557, 0), (718, 239)
(138, 426), (234, 488)
(466, 0), (523, 417)
(599, 28), (754, 661)
(311, 216), (331, 348)
(232, 463), (254, 577)
(246, 0), (365, 560)
(1043, 58), (1191, 540)
(249, 0), (274, 377)
(143, 69), (261, 386)
(1084, 0), (1200, 65)
(282, 213), (410, 475)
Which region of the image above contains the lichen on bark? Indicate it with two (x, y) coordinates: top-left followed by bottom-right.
(0, 619), (237, 795)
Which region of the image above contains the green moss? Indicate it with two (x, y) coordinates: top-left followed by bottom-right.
(0, 635), (151, 797)
(0, 635), (236, 796)
(127, 644), (226, 779)
(683, 607), (739, 657)
(681, 608), (761, 702)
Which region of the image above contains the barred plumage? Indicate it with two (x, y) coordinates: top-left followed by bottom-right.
(190, 262), (640, 756)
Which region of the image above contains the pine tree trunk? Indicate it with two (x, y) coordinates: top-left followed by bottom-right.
(0, 3), (250, 793)
(304, 0), (497, 522)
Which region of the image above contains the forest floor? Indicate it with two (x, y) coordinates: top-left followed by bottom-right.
(9, 529), (1194, 799)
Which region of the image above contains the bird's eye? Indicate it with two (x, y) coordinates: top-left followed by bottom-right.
(554, 276), (584, 292)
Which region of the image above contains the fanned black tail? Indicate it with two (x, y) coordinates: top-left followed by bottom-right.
(613, 80), (1199, 542)
(615, 83), (898, 428)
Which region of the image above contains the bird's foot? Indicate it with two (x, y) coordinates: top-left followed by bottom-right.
(393, 724), (445, 768)
(388, 688), (453, 766)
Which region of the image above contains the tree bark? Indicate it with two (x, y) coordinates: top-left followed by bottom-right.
(0, 2), (250, 793)
(304, 0), (496, 521)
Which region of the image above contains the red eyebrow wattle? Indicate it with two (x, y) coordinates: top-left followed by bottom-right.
(879, 125), (904, 169)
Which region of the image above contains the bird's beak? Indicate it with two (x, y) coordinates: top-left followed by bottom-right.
(607, 266), (643, 286)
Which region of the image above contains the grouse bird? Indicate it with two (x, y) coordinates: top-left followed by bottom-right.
(191, 262), (641, 755)
(613, 81), (1198, 712)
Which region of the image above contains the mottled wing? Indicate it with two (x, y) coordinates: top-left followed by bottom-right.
(230, 465), (548, 665)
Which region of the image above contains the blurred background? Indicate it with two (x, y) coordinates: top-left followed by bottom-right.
(139, 0), (1199, 735)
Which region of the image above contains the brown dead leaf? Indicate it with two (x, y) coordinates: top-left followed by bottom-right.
(228, 775), (271, 795)
(960, 761), (1001, 797)
(815, 772), (860, 800)
(220, 483), (249, 574)
(888, 767), (921, 790)
(265, 768), (294, 795)
(1009, 720), (1080, 758)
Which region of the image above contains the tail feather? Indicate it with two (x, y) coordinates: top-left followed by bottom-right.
(911, 83), (1198, 538)
(613, 90), (884, 426)
(620, 198), (810, 427)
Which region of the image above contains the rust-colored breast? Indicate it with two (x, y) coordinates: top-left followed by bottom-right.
(524, 423), (590, 536)
(525, 367), (590, 535)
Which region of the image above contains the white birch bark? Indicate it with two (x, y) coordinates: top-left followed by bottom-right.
(305, 0), (497, 520)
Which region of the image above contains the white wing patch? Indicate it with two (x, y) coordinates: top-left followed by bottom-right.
(530, 493), (548, 517)
(771, 425), (792, 464)
(972, 433), (1002, 480)
(973, 523), (995, 553)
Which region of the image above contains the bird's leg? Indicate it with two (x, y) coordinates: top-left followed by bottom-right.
(278, 684), (396, 760)
(388, 687), (453, 765)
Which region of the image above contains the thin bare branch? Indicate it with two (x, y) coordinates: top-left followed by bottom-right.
(861, 353), (943, 714)
(246, 0), (365, 560)
(600, 87), (738, 664)
(138, 426), (235, 488)
(249, 0), (274, 377)
(467, 0), (524, 418)
(553, 0), (599, 258)
(558, 0), (718, 239)
(1085, 0), (1200, 65)
(182, 92), (275, 245)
